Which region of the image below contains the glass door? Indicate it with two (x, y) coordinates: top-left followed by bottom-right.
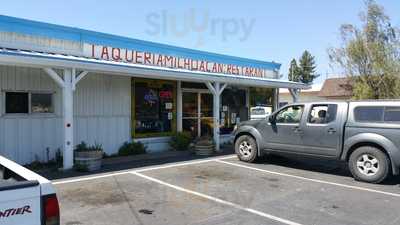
(200, 93), (213, 137)
(182, 92), (199, 137)
(182, 92), (213, 137)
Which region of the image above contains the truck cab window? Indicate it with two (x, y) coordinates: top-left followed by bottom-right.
(275, 105), (303, 123)
(384, 107), (400, 122)
(309, 104), (337, 124)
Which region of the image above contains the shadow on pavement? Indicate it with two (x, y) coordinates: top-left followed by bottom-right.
(255, 154), (400, 186)
(41, 146), (235, 181)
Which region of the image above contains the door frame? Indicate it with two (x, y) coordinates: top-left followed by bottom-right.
(182, 88), (212, 137)
(300, 102), (344, 157)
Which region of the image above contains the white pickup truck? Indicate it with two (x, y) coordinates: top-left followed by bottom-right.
(0, 155), (59, 225)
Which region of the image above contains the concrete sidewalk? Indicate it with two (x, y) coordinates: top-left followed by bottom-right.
(40, 145), (234, 181)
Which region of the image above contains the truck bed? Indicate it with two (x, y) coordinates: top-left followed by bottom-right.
(0, 155), (57, 225)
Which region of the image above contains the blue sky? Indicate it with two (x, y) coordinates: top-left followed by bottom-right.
(1, 0), (399, 84)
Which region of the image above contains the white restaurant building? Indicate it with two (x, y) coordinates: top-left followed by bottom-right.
(0, 15), (307, 169)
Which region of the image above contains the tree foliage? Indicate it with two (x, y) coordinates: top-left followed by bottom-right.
(298, 50), (319, 84)
(328, 0), (400, 99)
(288, 51), (319, 84)
(288, 59), (301, 82)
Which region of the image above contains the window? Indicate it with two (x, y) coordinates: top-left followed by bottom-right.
(133, 79), (175, 137)
(220, 89), (247, 134)
(275, 105), (304, 123)
(250, 87), (275, 109)
(251, 108), (266, 115)
(384, 107), (400, 122)
(5, 92), (53, 114)
(308, 104), (337, 124)
(31, 93), (53, 113)
(5, 92), (29, 113)
(354, 106), (384, 122)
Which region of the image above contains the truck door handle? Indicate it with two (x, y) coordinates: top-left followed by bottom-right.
(292, 126), (303, 134)
(327, 128), (336, 134)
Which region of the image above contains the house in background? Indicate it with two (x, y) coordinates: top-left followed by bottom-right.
(279, 77), (353, 105)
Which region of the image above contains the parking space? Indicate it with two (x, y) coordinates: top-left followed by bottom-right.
(54, 155), (400, 225)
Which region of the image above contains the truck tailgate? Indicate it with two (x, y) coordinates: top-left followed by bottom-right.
(0, 181), (42, 225)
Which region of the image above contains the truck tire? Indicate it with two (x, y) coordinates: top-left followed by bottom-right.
(235, 135), (258, 163)
(348, 146), (390, 184)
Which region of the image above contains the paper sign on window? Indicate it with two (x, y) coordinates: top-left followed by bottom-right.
(231, 113), (237, 124)
(165, 102), (173, 109)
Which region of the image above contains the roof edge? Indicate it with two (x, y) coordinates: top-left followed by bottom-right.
(0, 49), (306, 89)
(0, 15), (281, 71)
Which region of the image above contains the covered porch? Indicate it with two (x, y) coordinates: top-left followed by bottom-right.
(0, 49), (307, 169)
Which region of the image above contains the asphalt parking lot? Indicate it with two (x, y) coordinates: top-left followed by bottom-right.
(53, 154), (400, 225)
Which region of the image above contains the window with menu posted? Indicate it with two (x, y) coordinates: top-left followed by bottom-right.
(133, 79), (176, 137)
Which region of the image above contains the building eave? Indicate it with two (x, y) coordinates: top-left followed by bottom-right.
(0, 49), (308, 89)
(0, 15), (281, 71)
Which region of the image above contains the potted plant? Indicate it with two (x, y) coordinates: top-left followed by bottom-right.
(118, 141), (147, 156)
(74, 142), (103, 172)
(194, 136), (215, 156)
(169, 132), (192, 151)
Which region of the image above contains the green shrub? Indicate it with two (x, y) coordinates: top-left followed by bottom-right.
(75, 141), (103, 152)
(118, 141), (147, 156)
(75, 141), (88, 152)
(88, 142), (103, 151)
(170, 132), (192, 151)
(55, 148), (63, 169)
(73, 163), (88, 172)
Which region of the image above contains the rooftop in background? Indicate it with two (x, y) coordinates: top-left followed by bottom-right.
(318, 77), (352, 97)
(280, 77), (353, 98)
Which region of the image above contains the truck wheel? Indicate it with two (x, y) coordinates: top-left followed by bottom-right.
(235, 135), (258, 163)
(348, 146), (390, 184)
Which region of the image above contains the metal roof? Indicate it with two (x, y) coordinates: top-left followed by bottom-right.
(0, 48), (309, 89)
(0, 15), (280, 71)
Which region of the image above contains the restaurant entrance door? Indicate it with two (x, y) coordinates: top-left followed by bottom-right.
(182, 92), (213, 138)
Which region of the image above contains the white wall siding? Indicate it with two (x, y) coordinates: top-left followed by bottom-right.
(0, 65), (131, 164)
(73, 73), (131, 156)
(0, 32), (82, 56)
(0, 66), (63, 164)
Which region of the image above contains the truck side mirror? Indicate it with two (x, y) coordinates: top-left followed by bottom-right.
(268, 115), (275, 124)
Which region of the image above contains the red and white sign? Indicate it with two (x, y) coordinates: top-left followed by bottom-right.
(83, 44), (270, 78)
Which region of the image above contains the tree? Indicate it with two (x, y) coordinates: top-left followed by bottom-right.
(328, 0), (400, 99)
(288, 51), (319, 84)
(298, 50), (319, 84)
(287, 51), (319, 102)
(288, 59), (301, 82)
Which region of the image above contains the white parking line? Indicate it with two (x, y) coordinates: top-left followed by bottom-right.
(132, 171), (303, 225)
(53, 155), (236, 185)
(216, 159), (400, 198)
(134, 155), (236, 173)
(53, 171), (131, 185)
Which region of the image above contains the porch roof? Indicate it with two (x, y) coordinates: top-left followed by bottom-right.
(0, 48), (309, 89)
(0, 15), (280, 71)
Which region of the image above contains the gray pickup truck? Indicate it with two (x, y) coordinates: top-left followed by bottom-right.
(233, 101), (400, 183)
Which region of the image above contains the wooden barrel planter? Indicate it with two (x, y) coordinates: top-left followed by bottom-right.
(74, 150), (103, 171)
(194, 138), (215, 156)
